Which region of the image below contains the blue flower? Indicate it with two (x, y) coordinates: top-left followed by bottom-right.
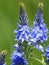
(31, 22), (48, 43)
(34, 45), (44, 52)
(45, 46), (49, 60)
(15, 24), (30, 43)
(11, 50), (27, 65)
(30, 3), (48, 44)
(11, 42), (28, 65)
(14, 44), (24, 52)
(14, 3), (30, 43)
(11, 56), (27, 65)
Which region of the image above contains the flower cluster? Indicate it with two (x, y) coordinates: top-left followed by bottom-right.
(11, 2), (49, 65)
(45, 46), (49, 60)
(30, 3), (49, 64)
(0, 2), (49, 65)
(11, 44), (27, 65)
(30, 3), (48, 45)
(15, 24), (30, 43)
(14, 3), (30, 43)
(11, 2), (28, 65)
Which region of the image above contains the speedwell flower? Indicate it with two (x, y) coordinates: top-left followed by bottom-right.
(11, 50), (27, 65)
(30, 3), (48, 44)
(15, 24), (30, 43)
(45, 46), (49, 60)
(14, 3), (30, 43)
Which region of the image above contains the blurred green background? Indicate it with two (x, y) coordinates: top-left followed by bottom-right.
(0, 0), (49, 65)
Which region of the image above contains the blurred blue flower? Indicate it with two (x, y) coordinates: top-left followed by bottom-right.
(3, 63), (6, 65)
(14, 24), (30, 43)
(0, 50), (7, 65)
(45, 46), (49, 60)
(0, 63), (6, 65)
(11, 50), (27, 65)
(30, 5), (48, 44)
(2, 63), (6, 65)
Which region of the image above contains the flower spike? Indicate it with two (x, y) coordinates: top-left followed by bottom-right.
(29, 2), (48, 44)
(14, 2), (30, 43)
(11, 2), (28, 65)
